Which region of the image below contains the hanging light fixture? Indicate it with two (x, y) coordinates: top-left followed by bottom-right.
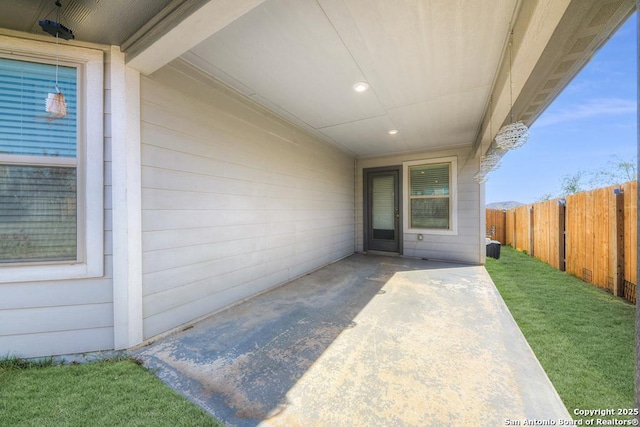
(475, 152), (502, 184)
(480, 153), (502, 170)
(495, 121), (528, 150)
(474, 171), (488, 184)
(475, 98), (504, 183)
(495, 30), (529, 150)
(39, 1), (74, 119)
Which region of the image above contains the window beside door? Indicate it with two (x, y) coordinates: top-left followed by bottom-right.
(403, 157), (457, 235)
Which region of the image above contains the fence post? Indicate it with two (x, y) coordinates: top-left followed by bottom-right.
(558, 199), (566, 271)
(613, 189), (625, 297)
(502, 209), (507, 245)
(512, 210), (517, 249)
(529, 206), (534, 257)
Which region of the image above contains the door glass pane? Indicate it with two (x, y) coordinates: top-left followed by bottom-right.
(411, 198), (449, 229)
(372, 175), (395, 240)
(0, 165), (77, 263)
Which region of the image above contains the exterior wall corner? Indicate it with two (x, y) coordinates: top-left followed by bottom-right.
(109, 46), (143, 349)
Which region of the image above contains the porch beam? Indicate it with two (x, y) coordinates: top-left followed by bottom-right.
(123, 0), (266, 76)
(473, 0), (635, 159)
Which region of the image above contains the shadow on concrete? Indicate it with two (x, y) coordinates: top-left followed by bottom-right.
(136, 253), (570, 426)
(137, 254), (407, 424)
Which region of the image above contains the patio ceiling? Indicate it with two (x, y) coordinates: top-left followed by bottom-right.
(0, 0), (634, 159)
(180, 0), (516, 158)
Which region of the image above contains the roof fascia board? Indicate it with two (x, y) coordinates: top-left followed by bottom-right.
(124, 0), (266, 75)
(511, 0), (635, 130)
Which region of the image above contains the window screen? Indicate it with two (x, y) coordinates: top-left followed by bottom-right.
(0, 57), (78, 263)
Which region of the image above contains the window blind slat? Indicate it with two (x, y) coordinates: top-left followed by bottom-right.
(411, 199), (450, 229)
(0, 165), (77, 263)
(410, 164), (449, 195)
(409, 163), (451, 230)
(0, 58), (77, 158)
(372, 175), (395, 231)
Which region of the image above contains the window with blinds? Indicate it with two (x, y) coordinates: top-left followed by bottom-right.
(0, 57), (78, 263)
(408, 163), (450, 229)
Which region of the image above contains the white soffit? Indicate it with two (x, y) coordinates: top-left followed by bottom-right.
(317, 0), (511, 108)
(127, 0), (267, 75)
(187, 0), (386, 129)
(387, 88), (490, 151)
(318, 116), (412, 158)
(182, 0), (516, 157)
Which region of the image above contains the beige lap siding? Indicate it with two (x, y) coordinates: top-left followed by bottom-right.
(140, 61), (355, 339)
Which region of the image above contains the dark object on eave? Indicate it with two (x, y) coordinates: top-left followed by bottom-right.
(39, 19), (75, 40)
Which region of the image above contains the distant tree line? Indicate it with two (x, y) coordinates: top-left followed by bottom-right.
(536, 155), (637, 201)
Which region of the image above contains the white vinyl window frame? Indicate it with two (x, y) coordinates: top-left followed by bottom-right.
(0, 35), (103, 283)
(403, 157), (458, 236)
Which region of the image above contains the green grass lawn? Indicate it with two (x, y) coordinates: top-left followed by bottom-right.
(485, 246), (635, 420)
(0, 356), (222, 427)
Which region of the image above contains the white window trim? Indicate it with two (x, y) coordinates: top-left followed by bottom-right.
(403, 156), (458, 236)
(0, 35), (104, 283)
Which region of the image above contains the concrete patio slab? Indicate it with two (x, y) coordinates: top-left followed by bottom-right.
(135, 254), (571, 426)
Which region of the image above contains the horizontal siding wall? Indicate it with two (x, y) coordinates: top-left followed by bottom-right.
(357, 148), (481, 264)
(0, 279), (114, 357)
(0, 48), (116, 358)
(140, 61), (355, 339)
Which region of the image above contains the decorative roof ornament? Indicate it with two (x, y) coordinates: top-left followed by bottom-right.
(474, 152), (503, 184)
(474, 171), (488, 184)
(495, 121), (529, 150)
(495, 30), (529, 151)
(474, 98), (504, 184)
(480, 153), (502, 171)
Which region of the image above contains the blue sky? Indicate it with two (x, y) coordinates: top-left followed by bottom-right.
(486, 12), (637, 205)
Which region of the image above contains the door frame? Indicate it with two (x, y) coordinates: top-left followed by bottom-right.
(363, 166), (403, 254)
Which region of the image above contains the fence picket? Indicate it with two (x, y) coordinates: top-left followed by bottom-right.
(623, 181), (637, 285)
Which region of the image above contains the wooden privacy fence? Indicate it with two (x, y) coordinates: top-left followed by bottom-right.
(486, 181), (637, 304)
(485, 209), (506, 244)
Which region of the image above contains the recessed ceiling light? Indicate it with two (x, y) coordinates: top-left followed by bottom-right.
(388, 129), (399, 135)
(353, 81), (369, 92)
